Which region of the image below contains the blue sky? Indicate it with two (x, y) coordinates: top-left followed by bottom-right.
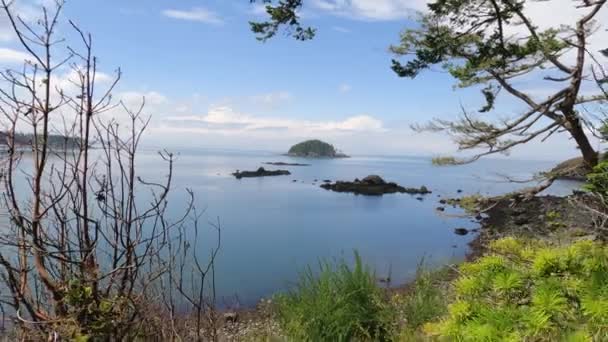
(1, 0), (607, 160)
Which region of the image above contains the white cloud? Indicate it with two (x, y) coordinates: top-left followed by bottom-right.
(338, 83), (352, 93)
(0, 0), (62, 42)
(249, 3), (269, 16)
(0, 47), (30, 63)
(311, 0), (427, 21)
(161, 105), (386, 136)
(250, 91), (293, 106)
(119, 91), (168, 107)
(162, 8), (224, 25)
(52, 69), (114, 93)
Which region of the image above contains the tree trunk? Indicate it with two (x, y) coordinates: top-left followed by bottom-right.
(567, 118), (598, 168)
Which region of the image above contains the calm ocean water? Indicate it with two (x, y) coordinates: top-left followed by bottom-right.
(133, 148), (580, 306)
(4, 148), (581, 307)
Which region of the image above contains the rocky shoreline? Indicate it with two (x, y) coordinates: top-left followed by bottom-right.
(468, 193), (597, 254)
(211, 190), (599, 339)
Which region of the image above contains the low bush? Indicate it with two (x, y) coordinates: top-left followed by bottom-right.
(424, 237), (608, 341)
(275, 252), (394, 341)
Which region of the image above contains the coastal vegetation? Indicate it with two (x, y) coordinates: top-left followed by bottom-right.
(287, 139), (349, 158)
(0, 0), (606, 341)
(0, 2), (221, 340)
(431, 156), (458, 166)
(275, 253), (394, 341)
(0, 131), (81, 149)
(424, 238), (608, 340)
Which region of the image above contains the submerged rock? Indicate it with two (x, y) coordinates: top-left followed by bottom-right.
(320, 175), (432, 196)
(454, 228), (469, 236)
(233, 167), (291, 179)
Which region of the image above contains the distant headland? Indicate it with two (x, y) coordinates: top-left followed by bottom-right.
(286, 140), (349, 158)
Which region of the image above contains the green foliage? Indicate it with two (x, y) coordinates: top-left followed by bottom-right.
(394, 267), (450, 340)
(545, 210), (566, 230)
(585, 160), (608, 196)
(457, 194), (485, 214)
(249, 0), (315, 41)
(431, 156), (458, 166)
(424, 238), (608, 341)
(63, 280), (130, 339)
(288, 139), (343, 157)
(390, 5), (569, 86)
(275, 252), (394, 341)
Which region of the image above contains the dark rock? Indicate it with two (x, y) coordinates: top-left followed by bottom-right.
(233, 167), (291, 179)
(323, 180), (331, 183)
(512, 208), (526, 216)
(292, 180), (297, 182)
(377, 277), (391, 284)
(457, 189), (463, 193)
(475, 213), (483, 220)
(436, 207), (446, 212)
(320, 176), (432, 196)
(439, 199), (448, 204)
(362, 175), (386, 185)
(514, 217), (529, 226)
(224, 312), (238, 323)
(454, 228), (469, 236)
(416, 197), (424, 201)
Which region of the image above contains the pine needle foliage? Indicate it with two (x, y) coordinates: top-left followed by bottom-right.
(584, 160), (608, 197)
(424, 238), (608, 341)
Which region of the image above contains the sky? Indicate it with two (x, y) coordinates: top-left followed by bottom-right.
(0, 0), (607, 161)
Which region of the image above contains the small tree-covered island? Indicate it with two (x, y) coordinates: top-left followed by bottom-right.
(286, 139), (349, 158)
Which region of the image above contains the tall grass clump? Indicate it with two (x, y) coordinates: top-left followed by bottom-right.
(424, 237), (608, 341)
(394, 266), (450, 340)
(275, 252), (393, 341)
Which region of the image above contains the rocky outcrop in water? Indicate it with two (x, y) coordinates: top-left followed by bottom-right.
(287, 140), (349, 158)
(233, 167), (291, 179)
(320, 175), (431, 196)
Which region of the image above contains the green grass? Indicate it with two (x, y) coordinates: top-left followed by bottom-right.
(393, 266), (450, 341)
(275, 252), (394, 342)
